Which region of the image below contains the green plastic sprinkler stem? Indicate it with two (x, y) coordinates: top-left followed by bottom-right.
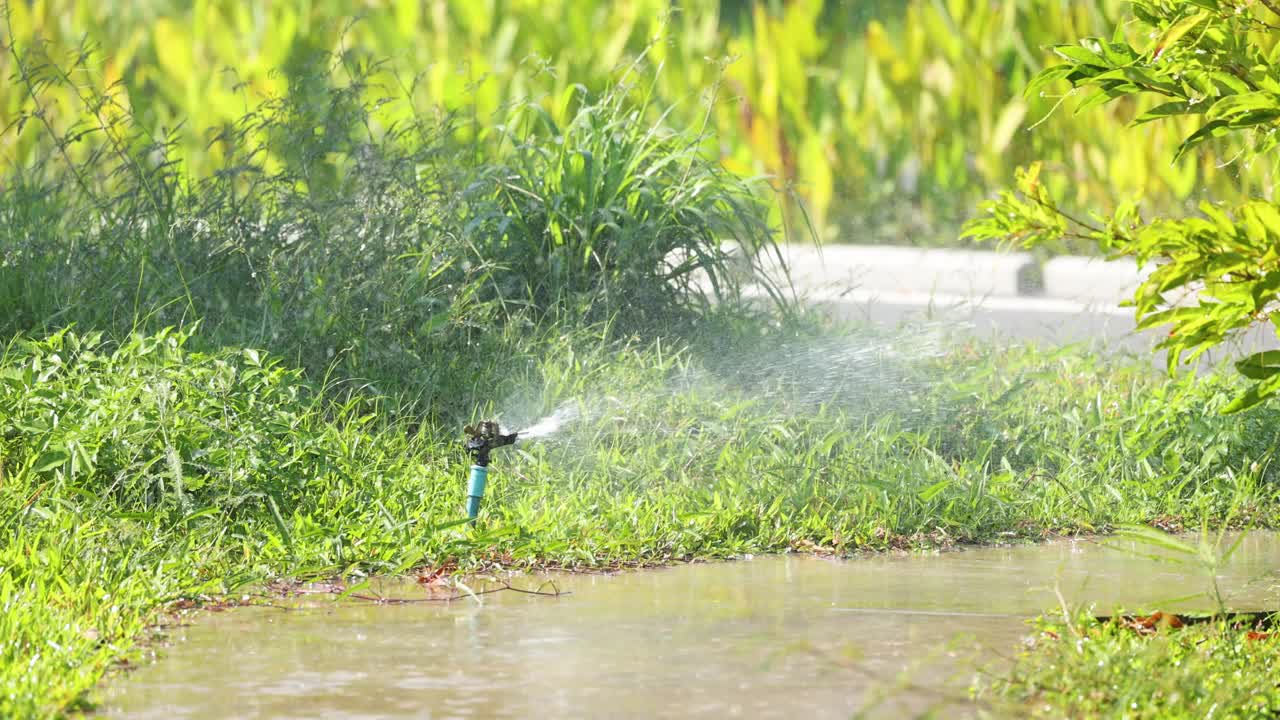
(462, 421), (518, 524)
(466, 464), (489, 522)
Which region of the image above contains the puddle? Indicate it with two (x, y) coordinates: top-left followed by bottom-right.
(104, 534), (1280, 719)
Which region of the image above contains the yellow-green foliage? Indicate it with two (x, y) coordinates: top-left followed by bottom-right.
(0, 0), (1268, 241)
(965, 0), (1280, 410)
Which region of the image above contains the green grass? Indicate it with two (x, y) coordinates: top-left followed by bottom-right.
(3, 324), (1279, 717)
(988, 618), (1280, 717)
(3, 42), (1280, 720)
(979, 529), (1280, 717)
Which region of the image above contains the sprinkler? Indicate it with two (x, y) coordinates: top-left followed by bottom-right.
(463, 421), (518, 523)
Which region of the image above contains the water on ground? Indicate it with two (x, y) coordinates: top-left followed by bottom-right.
(105, 533), (1280, 719)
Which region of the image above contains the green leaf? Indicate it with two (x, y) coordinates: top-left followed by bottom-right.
(1245, 202), (1280, 239)
(1235, 351), (1280, 380)
(1053, 43), (1108, 67)
(1208, 92), (1280, 119)
(1094, 67), (1180, 96)
(1024, 64), (1076, 98)
(1222, 371), (1280, 413)
(1133, 100), (1195, 125)
(918, 479), (952, 502)
(1251, 271), (1280, 311)
(1224, 109), (1280, 131)
(1208, 71), (1252, 95)
(1174, 120), (1231, 160)
(1150, 11), (1211, 60)
(336, 580), (373, 602)
(32, 449), (70, 473)
(1115, 524), (1198, 556)
(1075, 86), (1132, 114)
(178, 507), (222, 524)
(1135, 306), (1202, 331)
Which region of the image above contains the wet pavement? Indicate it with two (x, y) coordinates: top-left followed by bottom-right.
(104, 533), (1280, 719)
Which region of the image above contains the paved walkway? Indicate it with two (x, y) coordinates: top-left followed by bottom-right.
(749, 245), (1276, 366)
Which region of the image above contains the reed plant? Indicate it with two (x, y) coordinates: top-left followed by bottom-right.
(2, 0), (1262, 246)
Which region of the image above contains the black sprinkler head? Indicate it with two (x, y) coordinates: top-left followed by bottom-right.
(463, 421), (518, 466)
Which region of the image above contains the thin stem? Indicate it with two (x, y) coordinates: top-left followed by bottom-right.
(3, 7), (101, 210)
(1030, 194), (1105, 236)
(346, 580), (569, 604)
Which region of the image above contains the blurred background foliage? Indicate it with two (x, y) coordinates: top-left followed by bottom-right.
(0, 0), (1270, 246)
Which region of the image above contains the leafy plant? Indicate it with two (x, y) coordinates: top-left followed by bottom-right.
(965, 1), (1280, 411)
(460, 78), (785, 326)
(2, 0), (1267, 245)
(0, 43), (785, 412)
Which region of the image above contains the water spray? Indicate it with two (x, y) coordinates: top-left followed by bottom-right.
(463, 421), (518, 523)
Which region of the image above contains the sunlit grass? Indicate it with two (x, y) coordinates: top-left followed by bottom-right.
(989, 616), (1280, 717)
(2, 39), (1279, 720)
(3, 324), (1278, 716)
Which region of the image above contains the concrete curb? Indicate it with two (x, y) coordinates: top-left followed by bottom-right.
(759, 244), (1148, 306)
(705, 243), (1275, 361)
(1041, 255), (1150, 303)
(760, 245), (1038, 298)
